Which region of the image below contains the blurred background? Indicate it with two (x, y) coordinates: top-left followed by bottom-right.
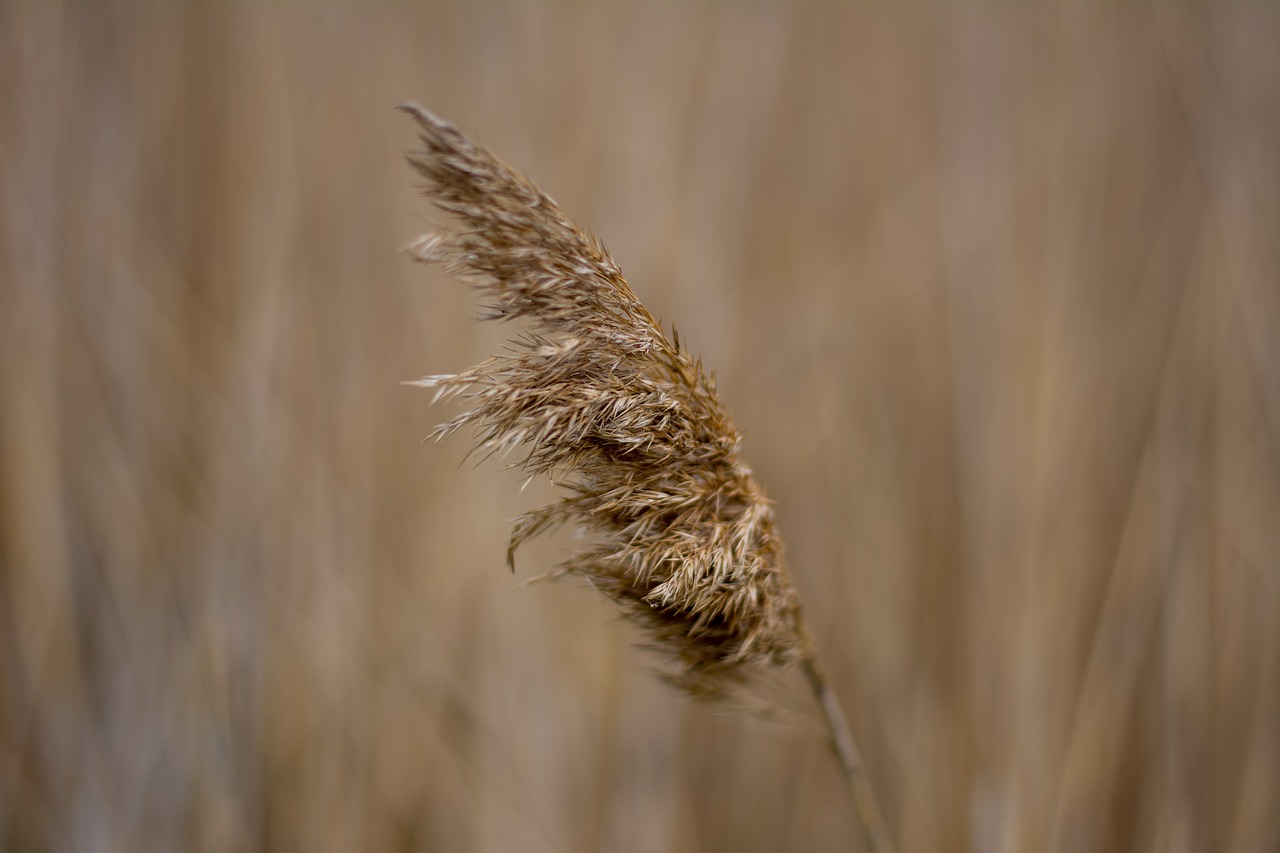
(2, 3), (1278, 851)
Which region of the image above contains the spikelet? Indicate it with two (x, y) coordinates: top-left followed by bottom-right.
(399, 103), (811, 695)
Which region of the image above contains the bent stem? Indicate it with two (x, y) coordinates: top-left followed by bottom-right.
(802, 654), (896, 853)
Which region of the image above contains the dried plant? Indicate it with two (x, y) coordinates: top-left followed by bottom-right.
(400, 103), (894, 853)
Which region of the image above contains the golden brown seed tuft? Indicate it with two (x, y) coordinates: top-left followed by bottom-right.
(399, 103), (810, 695)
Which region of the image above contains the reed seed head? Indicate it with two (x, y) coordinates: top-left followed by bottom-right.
(400, 103), (811, 695)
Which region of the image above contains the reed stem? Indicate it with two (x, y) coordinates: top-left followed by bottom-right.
(802, 654), (896, 853)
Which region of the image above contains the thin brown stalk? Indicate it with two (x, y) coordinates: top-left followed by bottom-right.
(803, 655), (897, 853)
(399, 102), (894, 851)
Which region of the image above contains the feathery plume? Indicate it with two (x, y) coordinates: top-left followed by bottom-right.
(399, 103), (894, 852)
(398, 102), (808, 693)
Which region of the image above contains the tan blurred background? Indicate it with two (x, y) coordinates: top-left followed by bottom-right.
(2, 3), (1278, 851)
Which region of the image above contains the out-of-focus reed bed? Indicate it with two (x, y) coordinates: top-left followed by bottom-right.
(2, 4), (1277, 852)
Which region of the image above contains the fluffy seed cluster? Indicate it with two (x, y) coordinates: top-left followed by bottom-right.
(401, 104), (810, 693)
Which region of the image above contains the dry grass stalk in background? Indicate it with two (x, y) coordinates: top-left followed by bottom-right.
(399, 103), (895, 852)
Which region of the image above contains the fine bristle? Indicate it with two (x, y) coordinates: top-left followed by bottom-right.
(399, 103), (811, 694)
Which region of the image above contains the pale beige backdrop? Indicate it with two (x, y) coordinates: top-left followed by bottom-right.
(2, 3), (1278, 852)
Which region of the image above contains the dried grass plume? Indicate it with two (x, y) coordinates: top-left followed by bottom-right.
(398, 102), (812, 695)
(400, 103), (894, 852)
